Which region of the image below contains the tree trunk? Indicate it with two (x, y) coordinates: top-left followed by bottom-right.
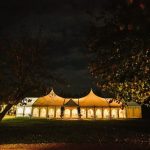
(0, 88), (31, 122)
(0, 103), (13, 121)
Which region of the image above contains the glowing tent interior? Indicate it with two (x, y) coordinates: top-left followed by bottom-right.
(16, 89), (142, 119)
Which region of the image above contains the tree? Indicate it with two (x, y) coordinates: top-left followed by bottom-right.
(0, 28), (64, 121)
(86, 0), (150, 105)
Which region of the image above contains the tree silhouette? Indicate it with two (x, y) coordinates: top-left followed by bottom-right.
(0, 27), (64, 121)
(86, 0), (150, 105)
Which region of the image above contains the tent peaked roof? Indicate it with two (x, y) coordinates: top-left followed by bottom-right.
(79, 89), (109, 107)
(33, 89), (65, 106)
(48, 89), (57, 97)
(89, 89), (95, 95)
(33, 88), (122, 107)
(64, 99), (79, 107)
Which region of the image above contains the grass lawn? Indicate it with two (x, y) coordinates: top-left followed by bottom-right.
(0, 117), (150, 145)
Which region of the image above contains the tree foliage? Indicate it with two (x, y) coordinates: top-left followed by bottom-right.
(0, 28), (65, 120)
(86, 0), (150, 104)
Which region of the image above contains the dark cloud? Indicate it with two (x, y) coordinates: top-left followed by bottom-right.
(0, 0), (106, 94)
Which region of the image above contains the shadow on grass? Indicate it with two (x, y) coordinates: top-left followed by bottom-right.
(0, 118), (150, 145)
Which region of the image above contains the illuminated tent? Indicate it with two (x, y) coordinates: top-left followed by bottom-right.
(16, 97), (38, 117)
(16, 88), (142, 119)
(33, 89), (66, 106)
(79, 89), (116, 107)
(78, 89), (123, 119)
(126, 102), (142, 118)
(64, 99), (79, 107)
(32, 89), (68, 118)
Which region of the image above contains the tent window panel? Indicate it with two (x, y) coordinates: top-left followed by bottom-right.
(33, 108), (39, 117)
(81, 109), (86, 118)
(133, 107), (141, 118)
(111, 109), (118, 119)
(103, 109), (110, 118)
(40, 108), (47, 118)
(24, 107), (32, 116)
(64, 109), (71, 118)
(127, 107), (133, 118)
(17, 107), (24, 114)
(72, 109), (78, 118)
(56, 108), (61, 118)
(118, 109), (126, 118)
(87, 109), (94, 118)
(96, 109), (102, 118)
(48, 108), (55, 118)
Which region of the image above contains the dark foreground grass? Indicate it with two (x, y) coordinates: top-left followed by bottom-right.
(0, 118), (150, 145)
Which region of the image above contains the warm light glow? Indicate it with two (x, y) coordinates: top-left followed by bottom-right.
(33, 108), (39, 117)
(24, 107), (32, 116)
(96, 109), (102, 118)
(40, 108), (47, 117)
(64, 109), (71, 118)
(81, 108), (86, 118)
(103, 108), (110, 118)
(119, 109), (126, 118)
(16, 89), (142, 119)
(48, 108), (54, 118)
(72, 109), (78, 118)
(56, 108), (61, 118)
(126, 107), (142, 118)
(111, 109), (118, 119)
(127, 107), (132, 118)
(17, 107), (24, 114)
(87, 109), (94, 118)
(133, 107), (141, 118)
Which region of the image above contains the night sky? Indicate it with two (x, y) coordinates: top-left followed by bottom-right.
(0, 0), (107, 95)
